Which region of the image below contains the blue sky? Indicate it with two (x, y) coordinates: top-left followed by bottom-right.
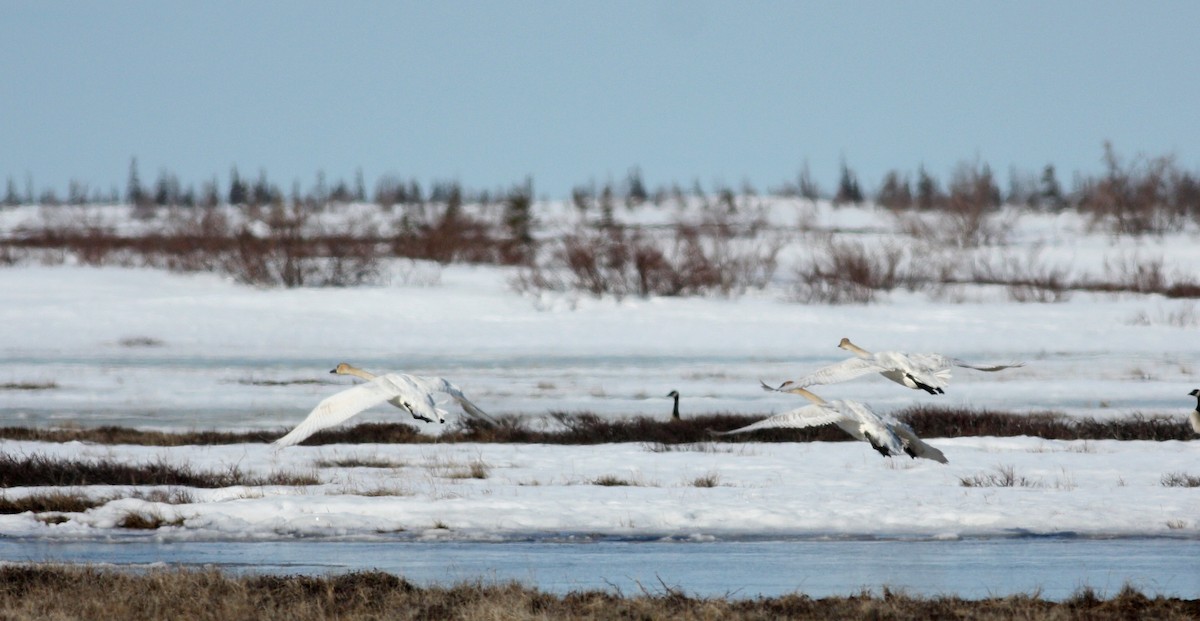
(3, 1), (1198, 200)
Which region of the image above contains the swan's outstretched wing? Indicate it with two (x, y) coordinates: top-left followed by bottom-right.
(711, 403), (846, 436)
(949, 358), (1025, 372)
(878, 352), (951, 389)
(762, 358), (889, 390)
(274, 375), (437, 447)
(408, 375), (497, 425)
(890, 420), (949, 463)
(839, 400), (908, 457)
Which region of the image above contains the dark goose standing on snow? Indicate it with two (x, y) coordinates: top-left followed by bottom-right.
(1189, 389), (1200, 434)
(667, 390), (681, 421)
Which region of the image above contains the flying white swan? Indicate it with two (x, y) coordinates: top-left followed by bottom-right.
(667, 390), (681, 421)
(273, 363), (494, 447)
(763, 337), (1024, 395)
(1188, 389), (1200, 434)
(714, 386), (948, 463)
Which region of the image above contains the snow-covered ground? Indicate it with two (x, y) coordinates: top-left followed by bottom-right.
(1, 435), (1197, 542)
(1, 199), (1198, 543)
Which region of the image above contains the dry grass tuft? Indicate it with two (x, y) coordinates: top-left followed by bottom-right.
(959, 464), (1042, 488)
(315, 456), (408, 469)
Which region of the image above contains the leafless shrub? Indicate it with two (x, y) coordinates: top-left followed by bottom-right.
(1077, 143), (1186, 236)
(221, 202), (384, 287)
(959, 464), (1042, 488)
(1160, 472), (1200, 488)
(691, 472), (721, 488)
(515, 218), (782, 299)
(1099, 254), (1167, 294)
(791, 237), (911, 304)
(391, 202), (505, 264)
(969, 246), (1072, 303)
(1127, 303), (1199, 328)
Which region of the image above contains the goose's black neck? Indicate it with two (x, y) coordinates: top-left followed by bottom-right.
(671, 394), (680, 420)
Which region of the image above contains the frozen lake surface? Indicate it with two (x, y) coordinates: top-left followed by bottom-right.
(4, 537), (1198, 601)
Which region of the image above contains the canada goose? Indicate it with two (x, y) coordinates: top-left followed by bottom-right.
(715, 386), (948, 463)
(1189, 389), (1200, 434)
(667, 390), (681, 420)
(273, 363), (493, 447)
(763, 337), (1024, 395)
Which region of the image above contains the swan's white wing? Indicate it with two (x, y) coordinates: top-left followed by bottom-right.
(879, 352), (951, 389)
(274, 378), (416, 447)
(771, 358), (891, 389)
(711, 403), (846, 436)
(889, 419), (949, 463)
(950, 358), (1025, 372)
(408, 375), (497, 424)
(839, 400), (907, 457)
(377, 373), (446, 423)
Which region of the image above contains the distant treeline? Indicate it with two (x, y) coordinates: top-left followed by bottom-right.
(6, 143), (1200, 229)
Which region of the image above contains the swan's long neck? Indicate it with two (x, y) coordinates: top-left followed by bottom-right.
(790, 387), (827, 405)
(671, 394), (680, 420)
(839, 339), (872, 359)
(339, 365), (377, 381)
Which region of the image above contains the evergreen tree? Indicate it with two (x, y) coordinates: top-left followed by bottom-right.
(228, 167), (248, 205)
(126, 157), (146, 206)
(834, 160), (863, 205)
(916, 165), (940, 210)
(4, 177), (21, 206)
(1039, 164), (1065, 210)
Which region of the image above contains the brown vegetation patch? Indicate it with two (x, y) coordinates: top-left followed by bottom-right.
(0, 490), (103, 514)
(0, 425), (277, 445)
(0, 406), (1193, 449)
(0, 566), (1196, 621)
(0, 381), (58, 391)
(0, 454), (317, 488)
(1161, 472), (1200, 488)
(117, 511), (185, 530)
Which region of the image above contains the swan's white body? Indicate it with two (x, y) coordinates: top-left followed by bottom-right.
(273, 364), (493, 447)
(1189, 389), (1200, 434)
(718, 386), (948, 463)
(765, 338), (1024, 395)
